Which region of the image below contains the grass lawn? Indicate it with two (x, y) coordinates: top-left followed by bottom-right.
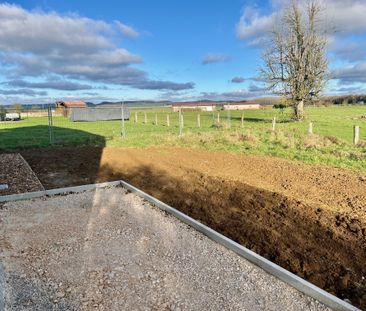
(1, 105), (365, 171)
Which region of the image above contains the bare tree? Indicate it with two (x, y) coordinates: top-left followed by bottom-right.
(12, 103), (23, 114)
(261, 1), (328, 120)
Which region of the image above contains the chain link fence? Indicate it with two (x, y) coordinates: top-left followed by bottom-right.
(1, 104), (270, 149)
(7, 104), (360, 150)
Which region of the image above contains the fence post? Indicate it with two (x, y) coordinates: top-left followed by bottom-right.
(166, 114), (170, 127)
(197, 114), (201, 128)
(155, 113), (158, 125)
(179, 110), (183, 136)
(308, 122), (313, 134)
(144, 112), (147, 124)
(121, 103), (126, 138)
(272, 116), (276, 131)
(354, 125), (360, 145)
(47, 107), (54, 144)
(227, 109), (231, 128)
(241, 112), (244, 128)
(134, 112), (138, 123)
(217, 112), (220, 123)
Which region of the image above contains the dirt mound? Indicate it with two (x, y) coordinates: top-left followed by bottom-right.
(0, 153), (44, 195)
(20, 147), (366, 308)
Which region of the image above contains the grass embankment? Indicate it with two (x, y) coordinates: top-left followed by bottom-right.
(0, 105), (365, 171)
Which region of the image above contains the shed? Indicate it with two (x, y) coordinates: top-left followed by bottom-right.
(70, 107), (130, 122)
(223, 102), (261, 110)
(172, 102), (216, 112)
(56, 101), (87, 117)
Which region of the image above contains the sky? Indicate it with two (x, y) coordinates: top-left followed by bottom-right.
(0, 0), (366, 105)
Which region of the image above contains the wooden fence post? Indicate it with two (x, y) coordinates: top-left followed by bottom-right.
(217, 112), (220, 123)
(354, 125), (360, 145)
(144, 112), (147, 124)
(272, 117), (276, 131)
(155, 113), (158, 125)
(134, 112), (138, 123)
(241, 112), (244, 128)
(166, 114), (170, 127)
(308, 122), (313, 134)
(197, 114), (201, 128)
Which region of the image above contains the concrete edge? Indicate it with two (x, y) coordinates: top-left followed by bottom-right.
(0, 181), (121, 203)
(0, 180), (360, 311)
(119, 180), (360, 311)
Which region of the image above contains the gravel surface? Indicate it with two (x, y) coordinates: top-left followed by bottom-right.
(0, 153), (44, 195)
(0, 187), (331, 310)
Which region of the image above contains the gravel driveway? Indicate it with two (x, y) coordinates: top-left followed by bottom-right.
(0, 187), (331, 310)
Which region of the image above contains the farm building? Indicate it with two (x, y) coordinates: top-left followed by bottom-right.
(172, 102), (216, 112)
(70, 107), (130, 122)
(223, 102), (261, 110)
(56, 100), (87, 116)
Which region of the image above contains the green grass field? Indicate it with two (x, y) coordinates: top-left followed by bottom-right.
(1, 105), (365, 171)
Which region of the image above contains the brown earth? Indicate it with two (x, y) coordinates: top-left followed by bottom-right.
(0, 153), (44, 195)
(20, 146), (366, 308)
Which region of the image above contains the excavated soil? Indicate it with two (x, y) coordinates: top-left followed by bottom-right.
(20, 146), (366, 308)
(0, 153), (44, 195)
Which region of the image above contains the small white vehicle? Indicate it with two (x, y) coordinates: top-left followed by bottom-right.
(5, 113), (21, 121)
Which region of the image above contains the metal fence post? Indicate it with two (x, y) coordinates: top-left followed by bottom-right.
(179, 109), (183, 136)
(47, 107), (54, 144)
(227, 108), (231, 128)
(121, 102), (126, 139)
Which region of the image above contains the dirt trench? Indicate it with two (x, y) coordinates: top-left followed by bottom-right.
(20, 146), (366, 308)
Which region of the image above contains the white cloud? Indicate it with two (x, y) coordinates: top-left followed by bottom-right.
(202, 53), (230, 65)
(236, 0), (366, 45)
(231, 76), (246, 83)
(236, 7), (276, 46)
(115, 21), (140, 38)
(331, 63), (366, 84)
(0, 4), (194, 93)
(236, 0), (366, 89)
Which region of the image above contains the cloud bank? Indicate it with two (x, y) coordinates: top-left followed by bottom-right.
(0, 3), (193, 97)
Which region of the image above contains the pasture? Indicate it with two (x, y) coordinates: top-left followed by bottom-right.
(0, 105), (365, 170)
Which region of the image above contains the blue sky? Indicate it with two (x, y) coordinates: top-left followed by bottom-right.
(0, 0), (366, 104)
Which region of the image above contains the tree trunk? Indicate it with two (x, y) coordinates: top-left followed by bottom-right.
(294, 100), (304, 120)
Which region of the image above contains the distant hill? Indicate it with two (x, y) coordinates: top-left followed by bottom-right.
(96, 101), (172, 108)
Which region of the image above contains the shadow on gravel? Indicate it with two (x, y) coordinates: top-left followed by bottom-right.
(5, 273), (77, 311)
(97, 163), (366, 309)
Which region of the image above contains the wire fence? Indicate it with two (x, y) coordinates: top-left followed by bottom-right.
(0, 105), (363, 149)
